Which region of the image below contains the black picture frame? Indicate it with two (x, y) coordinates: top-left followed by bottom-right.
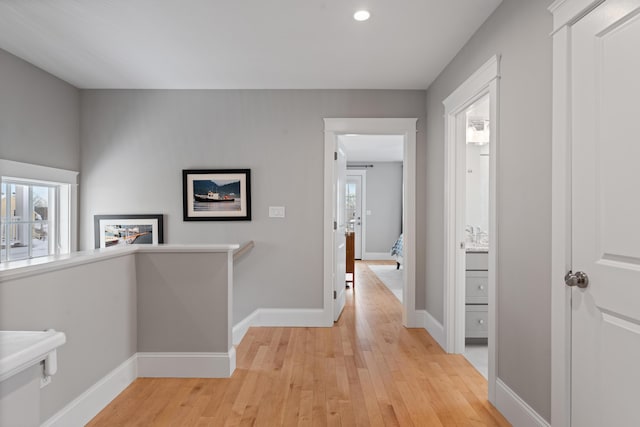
(94, 214), (164, 249)
(182, 169), (252, 221)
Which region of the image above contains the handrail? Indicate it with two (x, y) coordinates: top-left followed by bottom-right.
(233, 240), (255, 261)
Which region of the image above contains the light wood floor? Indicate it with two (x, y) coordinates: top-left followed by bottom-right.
(88, 261), (509, 426)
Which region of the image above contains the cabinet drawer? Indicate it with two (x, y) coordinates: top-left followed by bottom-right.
(465, 305), (488, 338)
(466, 252), (488, 270)
(466, 271), (488, 304)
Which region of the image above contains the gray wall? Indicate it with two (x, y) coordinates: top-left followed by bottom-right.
(79, 90), (428, 320)
(0, 249), (233, 423)
(0, 255), (138, 422)
(136, 252), (230, 353)
(0, 49), (80, 171)
(424, 0), (552, 421)
(362, 162), (403, 254)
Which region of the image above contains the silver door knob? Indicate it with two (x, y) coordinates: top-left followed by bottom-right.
(564, 271), (589, 288)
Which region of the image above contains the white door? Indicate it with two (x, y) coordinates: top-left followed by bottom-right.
(571, 1), (640, 425)
(333, 142), (347, 321)
(346, 173), (364, 259)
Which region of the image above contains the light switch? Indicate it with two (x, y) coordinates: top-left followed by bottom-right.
(366, 210), (372, 216)
(269, 206), (285, 218)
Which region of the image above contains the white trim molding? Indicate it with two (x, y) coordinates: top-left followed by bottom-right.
(41, 354), (138, 427)
(442, 55), (500, 403)
(323, 118), (418, 328)
(549, 0), (604, 33)
(233, 309), (260, 345)
(346, 169), (367, 260)
(416, 310), (446, 350)
(548, 1), (603, 426)
(137, 351), (235, 378)
(495, 379), (550, 427)
(232, 308), (327, 345)
(41, 350), (236, 427)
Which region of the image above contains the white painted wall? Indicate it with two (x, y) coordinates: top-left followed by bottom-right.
(0, 49), (79, 171)
(363, 162), (403, 254)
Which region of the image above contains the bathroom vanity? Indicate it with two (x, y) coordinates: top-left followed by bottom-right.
(465, 250), (488, 339)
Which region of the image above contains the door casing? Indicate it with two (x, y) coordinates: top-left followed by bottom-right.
(442, 54), (499, 403)
(346, 170), (366, 260)
(549, 1), (607, 426)
(323, 118), (418, 327)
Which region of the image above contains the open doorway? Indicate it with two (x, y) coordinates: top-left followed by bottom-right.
(462, 94), (490, 378)
(341, 135), (404, 302)
(323, 118), (418, 327)
(443, 55), (499, 401)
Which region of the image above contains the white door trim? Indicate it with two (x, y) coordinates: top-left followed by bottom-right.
(346, 169), (367, 259)
(442, 54), (499, 403)
(323, 118), (418, 327)
(548, 1), (602, 426)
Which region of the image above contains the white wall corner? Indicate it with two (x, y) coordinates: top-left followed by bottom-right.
(232, 309), (260, 345)
(417, 309), (446, 351)
(41, 354), (138, 427)
(495, 379), (550, 427)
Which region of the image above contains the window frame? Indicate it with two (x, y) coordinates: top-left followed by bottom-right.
(0, 159), (78, 265)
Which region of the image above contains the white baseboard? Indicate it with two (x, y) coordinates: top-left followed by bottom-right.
(417, 309), (446, 350)
(257, 308), (326, 327)
(137, 351), (235, 378)
(232, 308), (327, 345)
(363, 252), (394, 261)
(42, 354), (138, 427)
(495, 378), (550, 427)
(233, 309), (260, 345)
(42, 349), (235, 427)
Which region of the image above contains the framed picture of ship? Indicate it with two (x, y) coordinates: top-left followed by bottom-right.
(182, 169), (252, 221)
(94, 214), (164, 248)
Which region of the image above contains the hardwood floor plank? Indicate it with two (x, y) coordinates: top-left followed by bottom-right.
(88, 261), (510, 427)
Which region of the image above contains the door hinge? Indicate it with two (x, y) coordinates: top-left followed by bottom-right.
(334, 151), (338, 161)
(333, 221), (337, 230)
(333, 290), (337, 299)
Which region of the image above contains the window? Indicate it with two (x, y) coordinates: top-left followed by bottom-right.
(0, 159), (78, 264)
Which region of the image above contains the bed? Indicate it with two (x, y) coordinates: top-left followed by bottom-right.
(390, 234), (403, 270)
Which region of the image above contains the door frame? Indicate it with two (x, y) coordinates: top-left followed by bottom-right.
(549, 1), (604, 426)
(346, 169), (367, 260)
(323, 118), (418, 327)
(442, 55), (499, 402)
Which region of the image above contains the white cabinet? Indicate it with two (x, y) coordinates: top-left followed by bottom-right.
(465, 252), (488, 339)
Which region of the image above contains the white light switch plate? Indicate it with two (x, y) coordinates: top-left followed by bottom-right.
(269, 206), (285, 218)
(366, 210), (372, 215)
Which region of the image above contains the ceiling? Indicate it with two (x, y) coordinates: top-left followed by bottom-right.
(0, 0), (502, 89)
(339, 135), (404, 162)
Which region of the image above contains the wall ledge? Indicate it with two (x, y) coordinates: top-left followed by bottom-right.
(0, 244), (239, 282)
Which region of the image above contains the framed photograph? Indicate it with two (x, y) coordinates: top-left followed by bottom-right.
(94, 214), (164, 249)
(183, 169), (251, 221)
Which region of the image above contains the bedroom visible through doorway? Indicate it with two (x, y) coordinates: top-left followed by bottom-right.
(323, 118), (417, 327)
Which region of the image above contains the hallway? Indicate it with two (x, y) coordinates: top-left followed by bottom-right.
(88, 262), (509, 426)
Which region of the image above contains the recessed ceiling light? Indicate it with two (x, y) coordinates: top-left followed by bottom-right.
(353, 10), (370, 21)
